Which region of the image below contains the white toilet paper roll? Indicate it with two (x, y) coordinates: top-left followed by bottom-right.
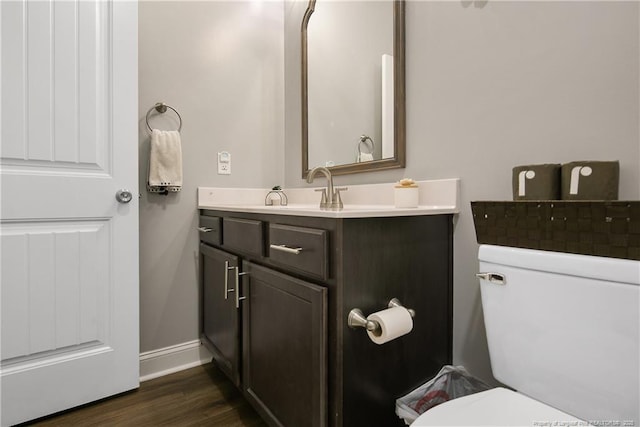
(366, 306), (413, 345)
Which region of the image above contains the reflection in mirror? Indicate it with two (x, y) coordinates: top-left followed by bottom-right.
(301, 0), (405, 177)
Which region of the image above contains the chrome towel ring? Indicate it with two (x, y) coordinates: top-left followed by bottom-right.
(358, 134), (374, 155)
(145, 102), (182, 133)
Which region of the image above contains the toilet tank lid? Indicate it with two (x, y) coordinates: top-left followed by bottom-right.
(479, 245), (640, 286)
(411, 388), (584, 426)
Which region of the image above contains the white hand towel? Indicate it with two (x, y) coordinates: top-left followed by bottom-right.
(147, 129), (183, 193)
(357, 152), (374, 162)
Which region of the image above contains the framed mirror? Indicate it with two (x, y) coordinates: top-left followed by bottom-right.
(301, 0), (405, 177)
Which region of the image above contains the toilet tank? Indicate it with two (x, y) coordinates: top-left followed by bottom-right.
(478, 245), (639, 425)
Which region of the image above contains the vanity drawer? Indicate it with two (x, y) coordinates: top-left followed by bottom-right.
(199, 216), (221, 246)
(223, 217), (264, 257)
(269, 224), (329, 280)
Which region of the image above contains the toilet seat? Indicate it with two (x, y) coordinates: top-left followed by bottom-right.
(411, 387), (584, 426)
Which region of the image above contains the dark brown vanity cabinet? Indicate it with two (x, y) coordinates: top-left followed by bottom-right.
(199, 210), (453, 427)
(199, 214), (328, 427)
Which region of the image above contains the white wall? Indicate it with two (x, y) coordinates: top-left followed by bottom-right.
(138, 1), (284, 352)
(285, 0), (640, 383)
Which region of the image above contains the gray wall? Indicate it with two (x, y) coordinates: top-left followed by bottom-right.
(138, 1), (284, 352)
(138, 0), (639, 385)
(285, 0), (640, 383)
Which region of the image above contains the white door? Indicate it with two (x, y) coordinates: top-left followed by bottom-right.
(0, 1), (138, 425)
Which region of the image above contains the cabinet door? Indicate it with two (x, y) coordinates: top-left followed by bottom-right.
(242, 262), (327, 427)
(200, 243), (241, 387)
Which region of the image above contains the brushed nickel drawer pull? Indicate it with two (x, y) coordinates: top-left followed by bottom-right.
(224, 261), (235, 299)
(197, 226), (213, 233)
(234, 266), (247, 309)
(270, 244), (303, 255)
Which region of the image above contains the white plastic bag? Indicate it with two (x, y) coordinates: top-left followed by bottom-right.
(396, 365), (491, 425)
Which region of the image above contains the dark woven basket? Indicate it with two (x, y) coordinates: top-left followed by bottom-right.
(471, 201), (640, 261)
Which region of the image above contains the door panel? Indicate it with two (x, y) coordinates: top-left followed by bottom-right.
(0, 1), (138, 425)
(1, 221), (109, 361)
(201, 244), (241, 387)
(242, 262), (327, 427)
(1, 1), (110, 172)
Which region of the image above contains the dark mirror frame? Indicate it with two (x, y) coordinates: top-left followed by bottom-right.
(301, 0), (405, 178)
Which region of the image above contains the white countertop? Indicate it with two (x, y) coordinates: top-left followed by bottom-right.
(198, 178), (460, 218)
(198, 203), (458, 218)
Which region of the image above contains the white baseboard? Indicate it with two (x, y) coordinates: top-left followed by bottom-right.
(139, 339), (213, 382)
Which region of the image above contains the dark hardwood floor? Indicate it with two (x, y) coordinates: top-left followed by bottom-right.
(25, 363), (268, 427)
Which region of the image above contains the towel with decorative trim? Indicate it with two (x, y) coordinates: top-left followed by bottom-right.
(147, 129), (183, 193)
(357, 152), (374, 162)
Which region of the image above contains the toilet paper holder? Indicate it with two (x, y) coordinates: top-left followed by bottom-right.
(348, 298), (416, 331)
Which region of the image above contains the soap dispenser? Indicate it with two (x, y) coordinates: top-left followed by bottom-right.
(394, 179), (419, 208)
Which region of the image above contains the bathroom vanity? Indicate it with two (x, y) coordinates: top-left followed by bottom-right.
(197, 181), (458, 427)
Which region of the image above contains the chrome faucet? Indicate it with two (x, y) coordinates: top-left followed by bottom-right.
(306, 166), (346, 210)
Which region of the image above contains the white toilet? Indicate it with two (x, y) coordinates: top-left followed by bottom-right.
(412, 245), (640, 426)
